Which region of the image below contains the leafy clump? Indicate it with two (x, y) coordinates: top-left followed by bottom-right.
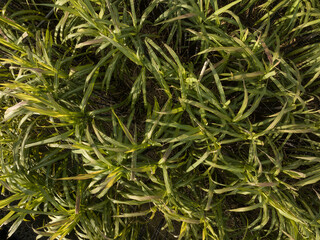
(0, 0), (320, 239)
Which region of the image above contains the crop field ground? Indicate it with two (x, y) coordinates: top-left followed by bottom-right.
(0, 0), (320, 239)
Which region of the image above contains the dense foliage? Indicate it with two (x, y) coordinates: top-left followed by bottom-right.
(0, 0), (320, 239)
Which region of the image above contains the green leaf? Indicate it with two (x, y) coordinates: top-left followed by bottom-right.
(186, 151), (210, 172)
(25, 130), (74, 148)
(233, 80), (248, 122)
(229, 202), (263, 212)
(111, 108), (135, 145)
(0, 16), (32, 36)
(102, 36), (142, 65)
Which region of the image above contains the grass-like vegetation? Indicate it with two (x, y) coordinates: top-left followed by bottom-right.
(0, 0), (320, 239)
